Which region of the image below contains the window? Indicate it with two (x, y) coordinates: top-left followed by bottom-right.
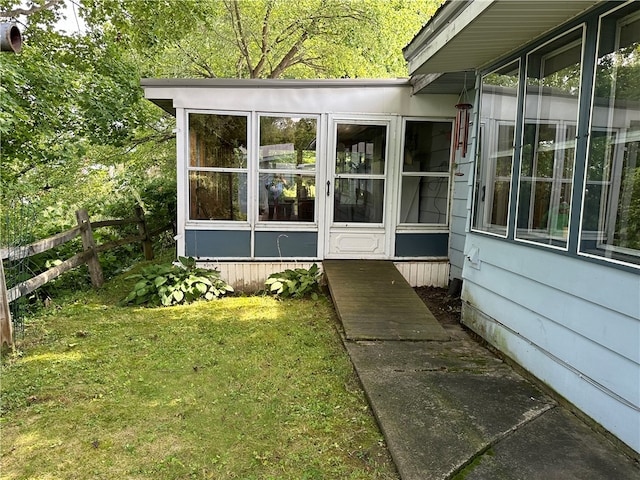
(399, 120), (452, 225)
(516, 28), (583, 247)
(473, 61), (520, 235)
(333, 123), (387, 223)
(258, 116), (318, 222)
(580, 6), (640, 264)
(188, 113), (248, 221)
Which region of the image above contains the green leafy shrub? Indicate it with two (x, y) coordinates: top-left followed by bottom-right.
(265, 264), (322, 300)
(121, 257), (233, 307)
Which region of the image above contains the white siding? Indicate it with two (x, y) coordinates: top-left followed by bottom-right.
(199, 261), (322, 292)
(461, 234), (640, 452)
(394, 261), (450, 287)
(200, 260), (449, 291)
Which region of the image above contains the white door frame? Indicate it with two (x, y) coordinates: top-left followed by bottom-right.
(324, 114), (399, 259)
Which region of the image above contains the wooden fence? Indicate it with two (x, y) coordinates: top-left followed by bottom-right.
(0, 207), (172, 347)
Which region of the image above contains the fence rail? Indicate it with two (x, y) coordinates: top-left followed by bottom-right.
(1, 207), (172, 347)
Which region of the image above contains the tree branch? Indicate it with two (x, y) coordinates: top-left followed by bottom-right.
(0, 0), (62, 18)
(250, 0), (273, 78)
(223, 0), (254, 76)
(175, 42), (217, 78)
(269, 31), (308, 79)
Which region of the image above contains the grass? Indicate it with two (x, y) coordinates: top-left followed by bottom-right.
(0, 262), (398, 479)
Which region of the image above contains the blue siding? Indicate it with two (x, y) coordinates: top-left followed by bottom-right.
(255, 231), (317, 258)
(461, 234), (640, 452)
(395, 233), (448, 257)
(185, 230), (250, 258)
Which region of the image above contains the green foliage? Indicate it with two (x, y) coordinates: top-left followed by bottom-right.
(121, 257), (234, 307)
(265, 264), (322, 299)
(0, 0), (177, 235)
(81, 0), (443, 79)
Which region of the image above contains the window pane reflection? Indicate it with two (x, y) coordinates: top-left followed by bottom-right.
(336, 124), (386, 175)
(400, 120), (452, 225)
(259, 174), (316, 222)
(189, 114), (247, 168)
(189, 171), (247, 221)
(580, 8), (640, 264)
(473, 61), (520, 235)
(400, 176), (448, 224)
(334, 178), (384, 223)
(517, 28), (583, 246)
(259, 116), (317, 169)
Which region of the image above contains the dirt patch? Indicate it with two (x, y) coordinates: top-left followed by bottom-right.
(414, 286), (462, 328)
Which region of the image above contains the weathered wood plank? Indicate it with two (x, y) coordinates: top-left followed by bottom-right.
(76, 209), (104, 288)
(0, 260), (13, 347)
(0, 226), (81, 261)
(7, 250), (92, 302)
(323, 260), (449, 341)
(90, 218), (138, 228)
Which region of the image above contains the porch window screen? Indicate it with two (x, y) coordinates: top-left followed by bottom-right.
(188, 113), (248, 221)
(473, 61), (520, 236)
(400, 120), (452, 225)
(580, 7), (640, 264)
(516, 28), (584, 247)
(258, 116), (317, 222)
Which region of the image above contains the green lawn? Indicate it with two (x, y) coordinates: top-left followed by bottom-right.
(0, 269), (398, 479)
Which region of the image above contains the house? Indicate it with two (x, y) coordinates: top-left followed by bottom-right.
(141, 78), (457, 288)
(142, 0), (639, 454)
(404, 0), (640, 454)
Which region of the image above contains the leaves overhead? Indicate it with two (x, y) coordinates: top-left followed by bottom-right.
(1, 0), (442, 224)
(81, 0), (442, 79)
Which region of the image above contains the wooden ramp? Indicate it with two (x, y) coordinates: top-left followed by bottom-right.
(323, 260), (449, 341)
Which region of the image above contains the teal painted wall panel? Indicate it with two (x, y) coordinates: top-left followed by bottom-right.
(255, 231), (317, 258)
(395, 233), (448, 257)
(185, 230), (250, 258)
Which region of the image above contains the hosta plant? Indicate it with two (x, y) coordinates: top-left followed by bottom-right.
(265, 264), (322, 300)
(121, 257), (234, 307)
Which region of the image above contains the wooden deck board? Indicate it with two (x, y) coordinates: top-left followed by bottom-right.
(323, 260), (449, 341)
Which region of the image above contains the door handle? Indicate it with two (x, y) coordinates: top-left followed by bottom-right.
(326, 180), (331, 197)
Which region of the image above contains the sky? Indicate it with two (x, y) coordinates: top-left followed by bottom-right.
(55, 0), (85, 35)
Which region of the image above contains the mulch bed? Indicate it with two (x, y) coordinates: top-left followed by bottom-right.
(414, 286), (462, 328)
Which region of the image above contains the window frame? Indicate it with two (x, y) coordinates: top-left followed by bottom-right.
(578, 5), (640, 266)
(398, 117), (454, 229)
(515, 25), (585, 250)
(255, 113), (321, 226)
(186, 109), (251, 227)
(471, 0), (640, 271)
(472, 60), (521, 238)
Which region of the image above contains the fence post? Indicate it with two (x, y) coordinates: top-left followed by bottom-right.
(0, 260), (13, 348)
(75, 209), (104, 288)
(135, 206), (154, 261)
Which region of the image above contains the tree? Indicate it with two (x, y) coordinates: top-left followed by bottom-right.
(82, 0), (443, 79)
(1, 0), (174, 218)
(1, 0), (442, 232)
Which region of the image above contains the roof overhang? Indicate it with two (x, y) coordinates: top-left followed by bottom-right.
(405, 0), (603, 76)
(140, 78), (413, 115)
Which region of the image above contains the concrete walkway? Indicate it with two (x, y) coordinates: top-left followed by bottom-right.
(324, 261), (639, 480)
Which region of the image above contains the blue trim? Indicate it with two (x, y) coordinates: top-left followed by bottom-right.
(185, 230), (250, 258)
(254, 231), (318, 257)
(569, 15), (598, 254)
(395, 233), (448, 257)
